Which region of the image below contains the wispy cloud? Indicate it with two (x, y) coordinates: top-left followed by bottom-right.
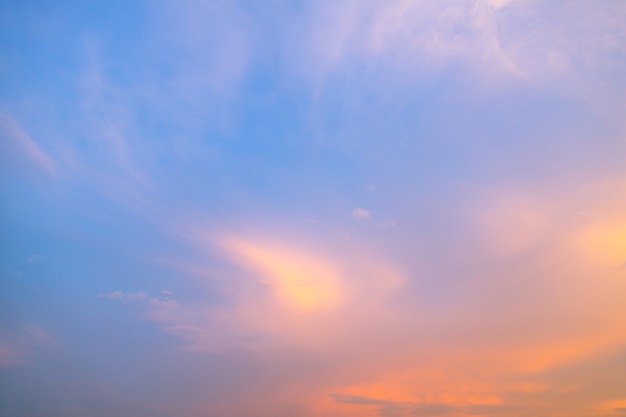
(329, 394), (502, 417)
(2, 0), (626, 415)
(0, 325), (57, 368)
(293, 0), (525, 88)
(0, 112), (57, 177)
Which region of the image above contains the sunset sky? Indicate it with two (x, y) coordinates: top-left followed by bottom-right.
(2, 1), (626, 416)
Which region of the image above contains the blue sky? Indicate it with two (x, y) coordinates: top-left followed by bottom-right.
(2, 1), (626, 416)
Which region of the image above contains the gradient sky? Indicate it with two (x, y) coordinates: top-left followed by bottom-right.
(2, 1), (626, 416)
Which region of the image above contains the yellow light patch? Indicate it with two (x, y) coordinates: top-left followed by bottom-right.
(221, 237), (342, 312)
(579, 221), (626, 267)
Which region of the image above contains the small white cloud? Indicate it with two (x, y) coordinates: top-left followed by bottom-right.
(352, 208), (372, 222)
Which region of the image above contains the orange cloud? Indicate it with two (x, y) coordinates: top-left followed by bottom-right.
(218, 237), (343, 312)
(128, 191), (626, 416)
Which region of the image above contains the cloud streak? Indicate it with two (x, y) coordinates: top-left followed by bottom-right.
(0, 112), (57, 177)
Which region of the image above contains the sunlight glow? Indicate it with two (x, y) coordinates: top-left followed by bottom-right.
(220, 237), (343, 312)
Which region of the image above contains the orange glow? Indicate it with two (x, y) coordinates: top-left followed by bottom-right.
(602, 400), (626, 414)
(579, 220), (626, 267)
(219, 237), (342, 312)
(479, 332), (621, 375)
(164, 207), (626, 416)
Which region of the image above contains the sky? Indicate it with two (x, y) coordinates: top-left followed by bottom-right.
(1, 0), (626, 416)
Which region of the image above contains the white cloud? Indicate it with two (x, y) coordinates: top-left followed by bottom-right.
(293, 0), (626, 101)
(296, 0), (525, 86)
(352, 208), (371, 222)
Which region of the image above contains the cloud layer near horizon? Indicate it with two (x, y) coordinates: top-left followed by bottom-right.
(2, 1), (626, 416)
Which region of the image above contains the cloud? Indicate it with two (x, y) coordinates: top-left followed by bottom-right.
(329, 394), (388, 405)
(0, 325), (57, 368)
(76, 42), (151, 189)
(379, 219), (397, 229)
(352, 208), (371, 222)
(578, 219), (626, 268)
(218, 236), (343, 312)
(103, 227), (407, 355)
(295, 0), (526, 87)
(98, 291), (147, 301)
(287, 0), (626, 127)
(102, 182), (626, 413)
(0, 112), (57, 177)
(329, 394), (499, 417)
(4, 1), (624, 415)
(99, 289), (229, 352)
